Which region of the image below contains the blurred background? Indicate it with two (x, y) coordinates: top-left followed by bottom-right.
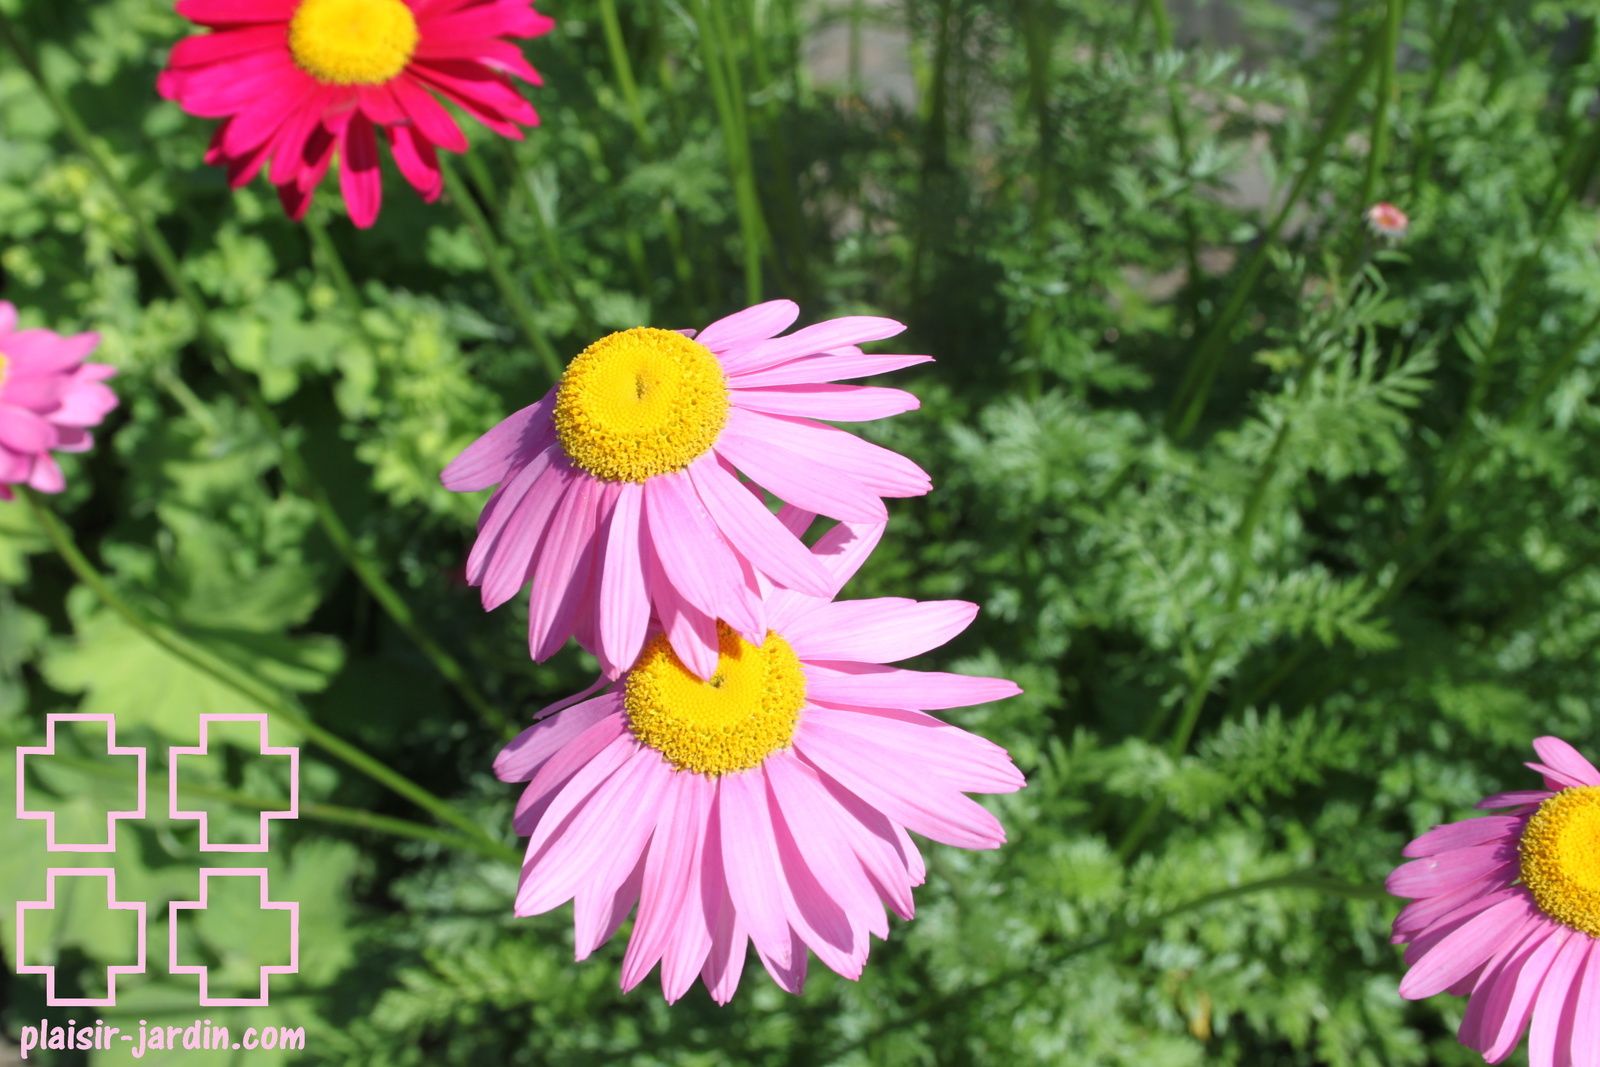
(4, 0), (1600, 1063)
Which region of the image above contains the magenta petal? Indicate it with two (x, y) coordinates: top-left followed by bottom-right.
(494, 689), (616, 783)
(1387, 843), (1522, 899)
(1403, 816), (1524, 859)
(1532, 736), (1600, 787)
(597, 481), (649, 676)
(1528, 933), (1588, 1067)
(688, 456), (832, 597)
(441, 391), (554, 491)
(719, 771), (797, 970)
(783, 598), (978, 665)
(1400, 894), (1537, 1000)
(696, 299), (801, 357)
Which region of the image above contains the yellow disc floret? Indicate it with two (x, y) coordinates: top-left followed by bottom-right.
(1521, 786), (1600, 937)
(0, 352), (10, 391)
(289, 0), (419, 87)
(553, 327), (730, 483)
(624, 625), (806, 777)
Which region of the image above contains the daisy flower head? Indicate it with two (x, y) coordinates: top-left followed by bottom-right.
(441, 301), (934, 680)
(1390, 736), (1600, 1067)
(0, 303), (118, 501)
(158, 0), (553, 227)
(1366, 201), (1410, 240)
(494, 519), (1023, 1003)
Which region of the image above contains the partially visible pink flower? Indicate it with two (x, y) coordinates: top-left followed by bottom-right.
(159, 0), (553, 227)
(442, 301), (932, 680)
(0, 303), (117, 501)
(496, 520), (1023, 1003)
(1389, 736), (1600, 1067)
(1366, 201), (1410, 240)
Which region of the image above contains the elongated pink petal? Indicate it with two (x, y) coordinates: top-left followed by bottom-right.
(643, 473), (762, 640)
(728, 317), (906, 377)
(803, 661), (1022, 711)
(515, 732), (638, 916)
(597, 481), (649, 676)
(729, 352), (933, 389)
(1479, 925), (1571, 1062)
(572, 754), (672, 960)
(715, 431), (887, 524)
(1532, 736), (1600, 787)
(805, 704), (1024, 794)
(659, 775), (716, 1002)
(494, 689), (617, 782)
(727, 408), (931, 498)
(688, 456), (832, 597)
(719, 771), (794, 969)
(514, 711), (626, 835)
(527, 475), (606, 661)
(1529, 933), (1588, 1067)
(698, 800), (749, 1005)
(479, 458), (574, 610)
(1400, 895), (1538, 1000)
(621, 773), (709, 993)
(732, 383), (921, 422)
(1403, 816), (1524, 859)
(1571, 940), (1600, 1067)
(1387, 843), (1522, 900)
(442, 393), (554, 491)
(697, 300), (801, 358)
(783, 598), (978, 664)
(767, 752), (884, 941)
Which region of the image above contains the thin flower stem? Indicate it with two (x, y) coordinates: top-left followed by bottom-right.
(1165, 32), (1380, 441)
(0, 15), (512, 742)
(831, 870), (1387, 1057)
(1351, 0), (1406, 262)
(22, 491), (509, 859)
(301, 218), (520, 737)
(595, 0), (698, 291)
(439, 156), (564, 380)
(693, 0), (768, 302)
(1144, 0), (1205, 329)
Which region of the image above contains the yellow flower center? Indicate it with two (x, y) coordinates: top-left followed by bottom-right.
(623, 625), (806, 777)
(288, 0), (419, 87)
(553, 327), (730, 483)
(1521, 786), (1600, 937)
(0, 352), (9, 390)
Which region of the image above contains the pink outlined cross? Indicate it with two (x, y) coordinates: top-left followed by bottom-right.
(169, 868), (299, 1007)
(16, 714), (146, 852)
(169, 714), (299, 853)
(16, 868), (147, 1007)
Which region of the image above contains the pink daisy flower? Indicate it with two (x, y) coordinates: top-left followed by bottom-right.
(1390, 736), (1600, 1067)
(494, 519), (1023, 1003)
(441, 301), (933, 679)
(158, 0), (552, 227)
(0, 302), (118, 501)
(1366, 201), (1410, 240)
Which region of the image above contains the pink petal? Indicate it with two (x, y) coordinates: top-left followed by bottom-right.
(732, 383), (920, 422)
(696, 300), (800, 358)
(766, 751), (884, 941)
(645, 538), (720, 680)
(1400, 894), (1538, 1000)
(783, 598), (978, 664)
(718, 771), (795, 970)
(494, 689), (617, 783)
(466, 444), (564, 594)
(1532, 735), (1600, 787)
(597, 481), (649, 676)
(572, 755), (672, 960)
(441, 395), (560, 489)
(728, 352), (934, 389)
(0, 406), (56, 452)
(517, 744), (655, 917)
(1571, 940), (1600, 1067)
(1479, 790), (1554, 810)
(698, 800), (749, 1005)
(727, 408), (930, 498)
(659, 775), (717, 1003)
(805, 703), (1024, 794)
(643, 472), (762, 640)
(715, 433), (887, 525)
(1387, 843), (1522, 900)
(527, 474), (605, 661)
(1403, 816), (1524, 859)
(1529, 933), (1588, 1067)
(803, 661), (1022, 711)
(796, 725), (1007, 850)
(513, 710), (626, 835)
(687, 456), (832, 597)
(727, 317), (906, 377)
(1479, 925), (1572, 1062)
(621, 773), (710, 993)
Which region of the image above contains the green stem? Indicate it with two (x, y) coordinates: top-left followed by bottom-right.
(831, 871), (1387, 1057)
(693, 0), (768, 301)
(439, 156), (564, 380)
(1165, 33), (1380, 440)
(22, 492), (509, 859)
(300, 222), (519, 736)
(0, 15), (510, 745)
(1356, 0), (1405, 222)
(1145, 0), (1205, 329)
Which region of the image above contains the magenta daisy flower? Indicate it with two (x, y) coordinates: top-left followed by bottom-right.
(441, 301), (933, 679)
(158, 0), (552, 227)
(0, 303), (118, 500)
(1390, 736), (1600, 1066)
(494, 520), (1022, 1002)
(1366, 201), (1411, 240)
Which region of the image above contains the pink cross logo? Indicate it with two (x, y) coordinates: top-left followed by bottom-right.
(169, 868), (300, 1006)
(169, 714), (299, 852)
(16, 869), (147, 1006)
(16, 714), (146, 852)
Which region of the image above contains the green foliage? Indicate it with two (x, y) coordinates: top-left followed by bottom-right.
(4, 1), (1600, 1064)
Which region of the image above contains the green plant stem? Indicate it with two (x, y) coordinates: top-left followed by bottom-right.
(1355, 0), (1405, 222)
(693, 0), (768, 302)
(0, 15), (511, 744)
(1120, 408), (1297, 860)
(22, 491), (510, 860)
(1145, 0), (1205, 329)
(596, 0), (698, 292)
(831, 870), (1387, 1057)
(439, 156), (564, 380)
(1165, 33), (1379, 441)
